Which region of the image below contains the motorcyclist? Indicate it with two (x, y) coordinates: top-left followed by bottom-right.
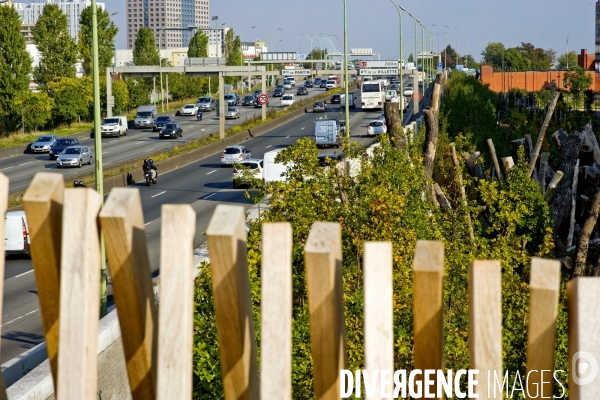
(143, 159), (158, 182)
(196, 108), (203, 121)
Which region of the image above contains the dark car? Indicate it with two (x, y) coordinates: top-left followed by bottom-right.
(304, 80), (313, 88)
(319, 80), (328, 88)
(159, 123), (183, 139)
(49, 138), (81, 159)
(314, 78), (322, 86)
(273, 87), (285, 97)
(330, 94), (341, 104)
(253, 97), (269, 108)
(297, 86), (309, 96)
(153, 115), (176, 132)
(253, 90), (262, 97)
(242, 95), (255, 106)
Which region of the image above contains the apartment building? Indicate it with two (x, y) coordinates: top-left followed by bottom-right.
(126, 0), (210, 49)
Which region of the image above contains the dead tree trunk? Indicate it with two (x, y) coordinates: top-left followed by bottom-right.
(462, 152), (485, 179)
(422, 107), (439, 181)
(584, 123), (600, 164)
(550, 130), (584, 254)
(567, 159), (581, 248)
(529, 91), (560, 177)
(451, 144), (474, 241)
(384, 101), (406, 151)
(573, 187), (600, 277)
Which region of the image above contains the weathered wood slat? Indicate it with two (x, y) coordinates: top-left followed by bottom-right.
(99, 188), (158, 400)
(206, 205), (259, 400)
(305, 222), (345, 400)
(487, 138), (504, 182)
(261, 223), (292, 400)
(22, 172), (64, 390)
(157, 205), (196, 400)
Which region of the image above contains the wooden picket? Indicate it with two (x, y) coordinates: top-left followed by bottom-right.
(7, 172), (600, 399)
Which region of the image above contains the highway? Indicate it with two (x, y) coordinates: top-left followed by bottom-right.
(0, 79), (417, 365)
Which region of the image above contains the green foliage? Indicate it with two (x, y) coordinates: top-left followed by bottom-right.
(408, 53), (414, 63)
(48, 77), (92, 126)
(556, 51), (577, 70)
(504, 47), (531, 71)
(111, 79), (130, 114)
(564, 66), (593, 99)
(482, 41), (554, 72)
(78, 5), (119, 75)
(133, 28), (160, 66)
(0, 5), (32, 133)
(441, 45), (459, 69)
(188, 30), (209, 58)
(32, 4), (78, 91)
(17, 91), (54, 132)
(463, 55), (480, 69)
(124, 78), (150, 109)
(516, 42), (555, 71)
(481, 42), (506, 69)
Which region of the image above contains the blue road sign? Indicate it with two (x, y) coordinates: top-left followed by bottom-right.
(437, 62), (443, 68)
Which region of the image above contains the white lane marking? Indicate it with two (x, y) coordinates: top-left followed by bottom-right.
(144, 222), (152, 226)
(0, 166), (13, 171)
(3, 315), (24, 327)
(202, 193), (216, 200)
(301, 127), (305, 130)
(286, 135), (290, 138)
(109, 140), (117, 143)
(151, 191), (166, 198)
(25, 308), (39, 316)
(14, 270), (34, 279)
(265, 145), (272, 149)
(206, 170), (216, 175)
(19, 161), (32, 165)
(102, 152), (108, 154)
(134, 141), (144, 144)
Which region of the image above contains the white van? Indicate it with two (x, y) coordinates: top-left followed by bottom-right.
(5, 211), (30, 256)
(280, 94), (295, 106)
(100, 116), (128, 137)
(340, 94), (356, 109)
(263, 149), (290, 183)
(135, 105), (158, 129)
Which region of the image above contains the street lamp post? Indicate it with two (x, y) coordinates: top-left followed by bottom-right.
(432, 24), (447, 70)
(446, 25), (458, 66)
(399, 6), (419, 118)
(388, 0), (403, 123)
(455, 26), (467, 68)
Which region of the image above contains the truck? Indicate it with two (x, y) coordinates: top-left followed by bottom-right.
(313, 119), (341, 148)
(263, 149), (290, 182)
(405, 62), (415, 71)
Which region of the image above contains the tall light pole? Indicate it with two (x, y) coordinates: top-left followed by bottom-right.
(432, 24), (447, 70)
(399, 5), (419, 118)
(388, 0), (403, 123)
(342, 0), (350, 137)
(455, 26), (467, 68)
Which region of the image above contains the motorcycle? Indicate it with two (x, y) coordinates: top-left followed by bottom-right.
(196, 109), (203, 121)
(144, 167), (158, 186)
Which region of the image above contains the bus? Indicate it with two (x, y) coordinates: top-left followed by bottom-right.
(360, 80), (385, 111)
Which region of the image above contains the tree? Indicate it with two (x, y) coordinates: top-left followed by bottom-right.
(481, 42), (506, 70)
(516, 42), (555, 70)
(564, 66), (593, 100)
(16, 91), (54, 132)
(111, 79), (129, 114)
(78, 5), (119, 75)
(124, 78), (150, 110)
(504, 47), (531, 71)
(32, 4), (78, 91)
(188, 30), (208, 58)
(49, 77), (93, 126)
(0, 5), (32, 133)
(441, 45), (459, 69)
(557, 51), (578, 70)
(224, 30), (242, 66)
(463, 55), (480, 69)
(133, 28), (160, 66)
(408, 53), (414, 63)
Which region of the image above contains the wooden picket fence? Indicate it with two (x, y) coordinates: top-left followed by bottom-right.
(0, 171), (598, 399)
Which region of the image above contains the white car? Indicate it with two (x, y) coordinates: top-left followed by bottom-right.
(385, 90), (398, 102)
(325, 80), (337, 90)
(180, 104), (199, 115)
(232, 159), (264, 188)
(283, 81), (293, 90)
(403, 87), (414, 97)
(284, 77), (296, 86)
(281, 94), (295, 106)
(367, 120), (387, 137)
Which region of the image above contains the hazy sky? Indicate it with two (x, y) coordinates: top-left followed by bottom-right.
(27, 0), (597, 62)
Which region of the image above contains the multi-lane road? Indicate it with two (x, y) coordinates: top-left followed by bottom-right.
(0, 79), (417, 365)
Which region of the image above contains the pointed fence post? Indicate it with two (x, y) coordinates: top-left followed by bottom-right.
(469, 260), (502, 399)
(22, 172), (65, 390)
(99, 188), (158, 400)
(206, 204), (259, 400)
(56, 189), (103, 400)
(413, 241), (444, 399)
(305, 222), (345, 400)
(364, 242), (394, 399)
(525, 257), (560, 398)
(260, 223), (293, 400)
(157, 205), (196, 400)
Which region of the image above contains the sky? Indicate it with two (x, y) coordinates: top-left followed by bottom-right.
(24, 0), (597, 62)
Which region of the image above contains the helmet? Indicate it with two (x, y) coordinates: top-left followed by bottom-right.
(149, 159), (153, 164)
(144, 159), (148, 163)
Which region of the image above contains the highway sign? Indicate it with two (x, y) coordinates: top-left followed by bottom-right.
(358, 68), (398, 76)
(257, 94), (269, 105)
(411, 92), (423, 101)
(360, 60), (399, 69)
(281, 69), (311, 76)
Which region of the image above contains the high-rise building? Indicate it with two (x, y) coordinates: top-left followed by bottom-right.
(8, 0), (106, 41)
(126, 0), (210, 49)
(202, 27), (230, 58)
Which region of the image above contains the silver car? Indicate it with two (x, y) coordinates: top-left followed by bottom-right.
(31, 134), (59, 153)
(226, 107), (240, 119)
(221, 145), (251, 167)
(56, 146), (93, 168)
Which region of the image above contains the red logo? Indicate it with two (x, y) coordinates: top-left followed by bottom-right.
(359, 61), (367, 68)
(411, 92), (423, 101)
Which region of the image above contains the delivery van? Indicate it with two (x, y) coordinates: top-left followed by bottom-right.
(100, 116), (128, 137)
(134, 105), (158, 129)
(5, 211), (30, 256)
(313, 119), (341, 148)
(263, 149), (291, 183)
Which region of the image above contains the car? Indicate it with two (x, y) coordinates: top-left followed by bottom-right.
(226, 107), (241, 119)
(197, 96), (216, 111)
(49, 138), (80, 160)
(297, 86), (309, 96)
(378, 112), (386, 122)
(367, 120), (387, 137)
(284, 77), (296, 86)
(385, 90), (398, 102)
(325, 80), (337, 90)
(56, 146), (93, 168)
(232, 159), (264, 188)
(159, 123), (183, 139)
(331, 76), (340, 84)
(317, 153), (343, 167)
(273, 87), (285, 97)
(253, 89), (262, 97)
(153, 115), (176, 132)
(403, 87), (414, 97)
(313, 101), (326, 113)
(180, 104), (199, 116)
(31, 134), (59, 153)
(221, 145), (251, 167)
(304, 80), (313, 88)
(283, 81), (293, 90)
(389, 83), (401, 92)
(242, 95), (255, 106)
(320, 80), (328, 89)
(281, 94), (295, 106)
(253, 97), (269, 108)
(314, 78), (322, 86)
(224, 94), (239, 106)
(330, 94), (341, 104)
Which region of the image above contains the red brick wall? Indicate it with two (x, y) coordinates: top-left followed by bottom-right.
(578, 49), (595, 71)
(480, 65), (597, 93)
